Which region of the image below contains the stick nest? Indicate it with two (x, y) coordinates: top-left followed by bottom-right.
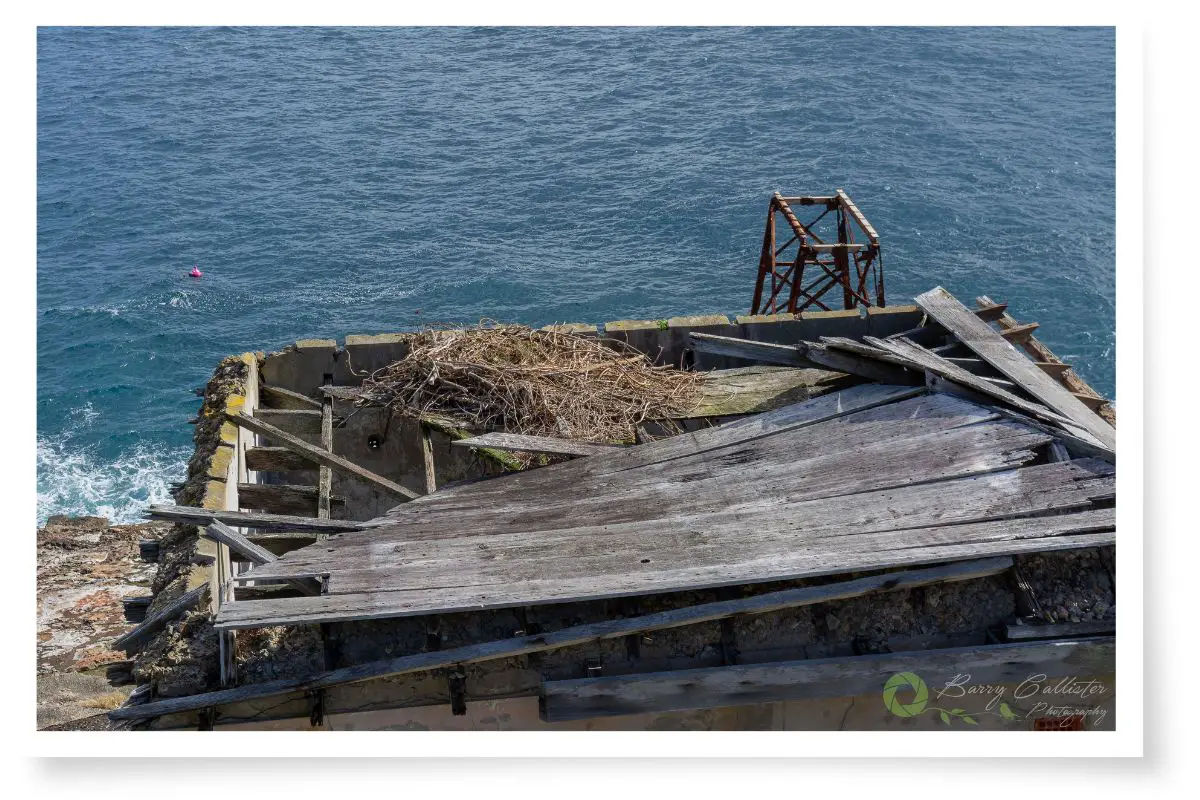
(353, 323), (699, 459)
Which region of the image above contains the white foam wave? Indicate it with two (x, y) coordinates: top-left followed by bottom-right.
(36, 436), (189, 526)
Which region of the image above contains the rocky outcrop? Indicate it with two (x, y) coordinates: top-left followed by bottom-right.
(36, 514), (170, 728)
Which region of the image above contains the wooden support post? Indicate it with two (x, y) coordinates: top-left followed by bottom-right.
(318, 375), (334, 523)
(420, 423), (437, 495)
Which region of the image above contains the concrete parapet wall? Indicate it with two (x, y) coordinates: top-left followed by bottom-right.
(259, 306), (925, 393)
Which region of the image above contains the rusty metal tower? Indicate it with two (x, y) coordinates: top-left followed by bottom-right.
(750, 189), (885, 315)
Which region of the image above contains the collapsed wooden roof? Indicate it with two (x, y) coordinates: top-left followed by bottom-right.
(215, 384), (1113, 630)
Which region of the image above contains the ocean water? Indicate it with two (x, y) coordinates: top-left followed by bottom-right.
(36, 26), (1116, 524)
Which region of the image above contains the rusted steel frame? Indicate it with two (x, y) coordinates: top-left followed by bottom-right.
(773, 192), (819, 248)
(773, 233), (798, 258)
(793, 270), (841, 312)
(751, 197), (777, 314)
(807, 256), (872, 308)
(835, 205), (853, 307)
(836, 188), (879, 244)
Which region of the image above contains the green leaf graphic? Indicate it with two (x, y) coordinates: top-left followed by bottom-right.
(999, 702), (1016, 720)
(963, 716), (978, 725)
(940, 710), (950, 725)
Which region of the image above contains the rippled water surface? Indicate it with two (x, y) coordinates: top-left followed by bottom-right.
(37, 27), (1115, 522)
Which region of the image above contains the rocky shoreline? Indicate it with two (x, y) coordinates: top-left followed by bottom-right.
(36, 514), (171, 729)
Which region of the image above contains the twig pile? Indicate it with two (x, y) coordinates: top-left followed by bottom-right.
(354, 323), (700, 451)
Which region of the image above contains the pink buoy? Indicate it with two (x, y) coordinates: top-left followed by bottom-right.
(189, 266), (203, 278)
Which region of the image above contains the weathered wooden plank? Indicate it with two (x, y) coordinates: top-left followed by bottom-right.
(260, 383), (323, 411)
(798, 342), (920, 385)
(229, 412), (420, 501)
(1004, 620), (1115, 642)
(419, 423), (437, 494)
(111, 557), (1013, 721)
(245, 446), (317, 473)
(688, 332), (817, 368)
(366, 402), (1049, 539)
(380, 384), (927, 509)
(452, 432), (625, 458)
(145, 504), (367, 533)
(203, 520), (277, 565)
(218, 513), (1113, 629)
(683, 366), (845, 418)
(1034, 361), (1073, 378)
(114, 584), (207, 652)
(236, 483), (344, 515)
(318, 385), (364, 401)
(1000, 322), (1040, 343)
(977, 295), (1114, 428)
(539, 637), (1115, 722)
(863, 336), (1084, 433)
(915, 287), (1115, 450)
(319, 379), (334, 520)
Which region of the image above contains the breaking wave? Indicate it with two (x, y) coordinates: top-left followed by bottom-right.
(36, 435), (189, 526)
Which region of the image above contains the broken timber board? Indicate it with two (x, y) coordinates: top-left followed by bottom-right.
(688, 332), (818, 368)
(203, 520), (321, 594)
(799, 342), (921, 385)
(1004, 620), (1115, 642)
(229, 412), (420, 501)
(682, 366), (847, 418)
(452, 433), (626, 458)
(863, 336), (1090, 437)
(539, 637), (1115, 722)
(203, 520), (277, 565)
(236, 482), (345, 514)
(319, 377), (334, 520)
(146, 504), (367, 534)
(114, 584), (208, 653)
(110, 556), (1012, 721)
(916, 287), (1115, 450)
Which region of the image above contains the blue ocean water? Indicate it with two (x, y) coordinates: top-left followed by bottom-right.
(36, 27), (1115, 524)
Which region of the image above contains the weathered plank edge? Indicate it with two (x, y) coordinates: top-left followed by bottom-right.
(110, 556), (1011, 721)
(539, 636), (1116, 722)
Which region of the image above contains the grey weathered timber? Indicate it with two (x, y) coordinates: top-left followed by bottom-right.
(203, 520), (277, 565)
(452, 432), (625, 458)
(259, 383), (323, 411)
(110, 557), (1012, 721)
(114, 584), (208, 652)
(798, 342), (920, 385)
(229, 412), (420, 501)
(539, 637), (1115, 722)
(419, 423), (437, 494)
(245, 446), (318, 473)
(253, 408), (325, 436)
(688, 332), (817, 368)
(217, 519), (1112, 629)
(317, 385), (364, 401)
(367, 404), (1057, 541)
(379, 384), (925, 508)
(146, 504), (367, 533)
(1004, 620), (1115, 641)
(683, 366), (845, 418)
(1000, 322), (1040, 343)
(915, 287), (1115, 450)
(319, 378), (334, 520)
(864, 336), (1083, 433)
(215, 387), (1113, 630)
(236, 483), (344, 515)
